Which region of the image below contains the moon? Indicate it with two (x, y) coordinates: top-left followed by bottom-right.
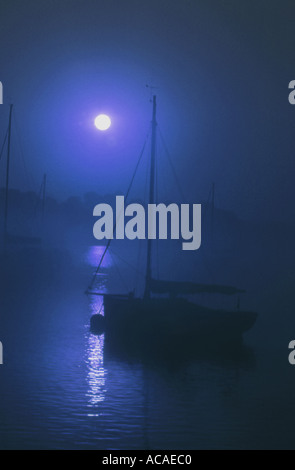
(94, 114), (111, 131)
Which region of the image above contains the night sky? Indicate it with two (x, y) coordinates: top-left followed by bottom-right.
(0, 0), (295, 222)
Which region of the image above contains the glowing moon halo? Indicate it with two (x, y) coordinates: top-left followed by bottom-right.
(94, 114), (111, 131)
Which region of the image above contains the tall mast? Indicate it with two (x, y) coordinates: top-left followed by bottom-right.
(211, 181), (215, 235)
(42, 173), (47, 226)
(144, 95), (157, 299)
(41, 173), (47, 241)
(4, 104), (13, 244)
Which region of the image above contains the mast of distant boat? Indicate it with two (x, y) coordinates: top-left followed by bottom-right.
(42, 173), (47, 232)
(144, 95), (157, 299)
(4, 104), (13, 245)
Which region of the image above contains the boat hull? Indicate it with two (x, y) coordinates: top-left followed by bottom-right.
(91, 294), (257, 351)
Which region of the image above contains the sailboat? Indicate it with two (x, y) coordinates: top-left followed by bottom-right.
(1, 104), (46, 247)
(87, 96), (257, 351)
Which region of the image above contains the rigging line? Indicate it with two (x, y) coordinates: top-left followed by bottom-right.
(32, 178), (44, 222)
(134, 238), (142, 295)
(95, 302), (104, 316)
(158, 127), (187, 203)
(202, 186), (213, 224)
(196, 184), (216, 284)
(23, 178), (44, 236)
(108, 250), (130, 293)
(109, 247), (146, 279)
(156, 233), (160, 280)
(12, 111), (36, 191)
(159, 129), (215, 282)
(135, 146), (150, 294)
(155, 141), (160, 280)
(87, 127), (151, 292)
(0, 127), (8, 162)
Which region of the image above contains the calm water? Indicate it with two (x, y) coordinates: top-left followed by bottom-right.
(0, 244), (295, 450)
